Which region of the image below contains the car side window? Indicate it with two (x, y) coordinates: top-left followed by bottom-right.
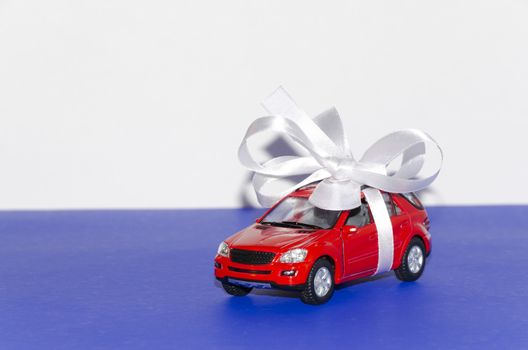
(345, 202), (370, 227)
(400, 192), (424, 209)
(394, 202), (402, 215)
(382, 192), (397, 216)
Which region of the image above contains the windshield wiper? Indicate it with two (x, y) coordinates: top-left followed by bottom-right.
(281, 221), (323, 229)
(260, 221), (304, 228)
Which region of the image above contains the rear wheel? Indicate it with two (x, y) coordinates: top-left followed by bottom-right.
(222, 282), (252, 296)
(301, 258), (334, 305)
(395, 237), (426, 282)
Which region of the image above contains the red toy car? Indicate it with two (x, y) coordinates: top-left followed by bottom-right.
(215, 183), (431, 305)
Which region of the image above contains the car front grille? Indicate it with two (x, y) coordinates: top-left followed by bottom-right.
(230, 249), (275, 265)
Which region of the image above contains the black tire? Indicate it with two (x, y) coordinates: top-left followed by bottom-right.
(395, 237), (426, 282)
(221, 282), (252, 296)
(301, 258), (335, 305)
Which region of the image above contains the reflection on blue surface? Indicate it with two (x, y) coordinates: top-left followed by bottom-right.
(0, 207), (527, 349)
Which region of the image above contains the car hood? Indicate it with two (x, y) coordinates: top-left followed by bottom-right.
(226, 224), (327, 251)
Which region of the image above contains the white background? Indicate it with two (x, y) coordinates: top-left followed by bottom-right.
(0, 0), (527, 209)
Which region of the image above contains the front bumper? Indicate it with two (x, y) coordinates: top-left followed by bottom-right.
(216, 276), (305, 291)
(214, 255), (310, 291)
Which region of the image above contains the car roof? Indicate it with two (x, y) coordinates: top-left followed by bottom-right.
(289, 182), (367, 199)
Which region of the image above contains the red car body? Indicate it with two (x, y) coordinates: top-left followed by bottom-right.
(215, 184), (431, 299)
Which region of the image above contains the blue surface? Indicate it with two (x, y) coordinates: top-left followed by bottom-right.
(0, 207), (527, 349)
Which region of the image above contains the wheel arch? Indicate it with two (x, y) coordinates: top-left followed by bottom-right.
(308, 252), (342, 282)
(394, 233), (429, 270)
(318, 254), (336, 268)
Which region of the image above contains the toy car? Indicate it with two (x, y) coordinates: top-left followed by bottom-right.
(214, 183), (431, 305)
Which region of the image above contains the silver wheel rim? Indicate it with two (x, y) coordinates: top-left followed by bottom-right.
(407, 245), (424, 274)
(314, 266), (332, 297)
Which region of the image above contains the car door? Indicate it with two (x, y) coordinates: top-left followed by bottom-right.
(341, 202), (379, 277)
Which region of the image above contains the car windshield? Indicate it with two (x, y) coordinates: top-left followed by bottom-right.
(261, 197), (341, 229)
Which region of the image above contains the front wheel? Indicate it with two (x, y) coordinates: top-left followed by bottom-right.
(395, 237), (426, 282)
(301, 258), (335, 305)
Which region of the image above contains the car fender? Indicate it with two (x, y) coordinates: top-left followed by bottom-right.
(302, 232), (343, 283)
(394, 224), (431, 270)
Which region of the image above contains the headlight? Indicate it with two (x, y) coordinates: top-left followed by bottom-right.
(280, 248), (307, 263)
(217, 241), (230, 257)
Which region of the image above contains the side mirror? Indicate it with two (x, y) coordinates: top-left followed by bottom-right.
(342, 226), (358, 234)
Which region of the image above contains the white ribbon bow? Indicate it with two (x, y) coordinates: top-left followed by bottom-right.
(239, 87), (443, 211)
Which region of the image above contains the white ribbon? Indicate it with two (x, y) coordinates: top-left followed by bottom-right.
(363, 188), (394, 273)
(238, 87), (443, 273)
